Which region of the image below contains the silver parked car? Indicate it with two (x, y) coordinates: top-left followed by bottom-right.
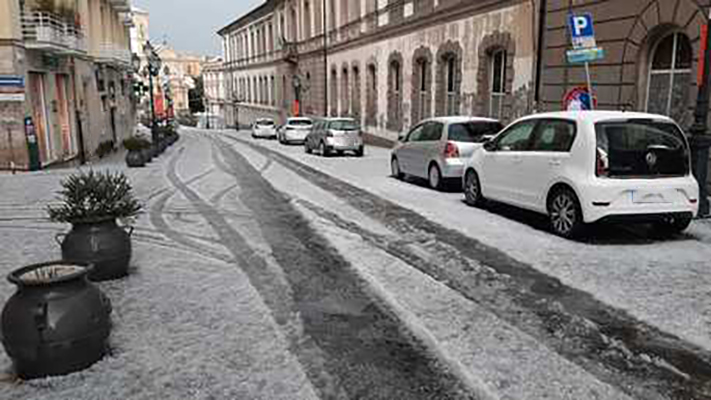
(252, 118), (277, 139)
(278, 117), (313, 144)
(391, 117), (503, 190)
(305, 118), (364, 157)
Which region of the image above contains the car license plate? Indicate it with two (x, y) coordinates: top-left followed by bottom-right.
(630, 190), (668, 204)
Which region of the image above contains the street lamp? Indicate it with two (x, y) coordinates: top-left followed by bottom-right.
(292, 74), (302, 117)
(144, 41), (162, 151)
(690, 16), (711, 217)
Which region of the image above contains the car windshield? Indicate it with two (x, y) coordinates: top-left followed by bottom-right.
(329, 120), (358, 131)
(257, 120), (274, 127)
(595, 119), (689, 178)
(288, 119), (312, 127)
(448, 121), (503, 143)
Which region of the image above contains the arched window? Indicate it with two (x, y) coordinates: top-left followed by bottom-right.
(387, 55), (403, 130)
(366, 63), (378, 126)
(646, 32), (691, 121)
(330, 68), (338, 116)
(435, 42), (462, 117)
(304, 2), (312, 40)
(490, 49), (507, 119)
(342, 67), (350, 115)
(352, 65), (361, 121)
(411, 49), (432, 124)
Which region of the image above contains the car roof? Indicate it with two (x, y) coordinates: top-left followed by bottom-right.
(516, 110), (676, 124)
(422, 116), (501, 124)
(256, 118), (274, 122)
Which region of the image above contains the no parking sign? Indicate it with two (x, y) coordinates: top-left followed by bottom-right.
(563, 86), (597, 111)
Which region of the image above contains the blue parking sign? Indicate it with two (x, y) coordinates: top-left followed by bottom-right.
(568, 13), (594, 39)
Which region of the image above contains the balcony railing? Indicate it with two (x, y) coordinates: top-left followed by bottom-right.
(98, 44), (131, 66)
(21, 11), (86, 54)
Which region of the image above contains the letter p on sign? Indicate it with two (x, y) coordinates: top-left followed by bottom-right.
(568, 13), (594, 38)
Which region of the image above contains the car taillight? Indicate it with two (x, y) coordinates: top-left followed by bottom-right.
(326, 131), (333, 138)
(596, 148), (609, 177)
(444, 141), (459, 159)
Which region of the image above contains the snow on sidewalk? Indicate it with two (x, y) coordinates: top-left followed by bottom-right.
(0, 141), (319, 400)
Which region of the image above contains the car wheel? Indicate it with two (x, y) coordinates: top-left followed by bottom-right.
(320, 141), (330, 157)
(428, 164), (443, 191)
(464, 170), (485, 207)
(355, 146), (364, 157)
(548, 188), (585, 239)
(653, 214), (693, 235)
(391, 157), (403, 180)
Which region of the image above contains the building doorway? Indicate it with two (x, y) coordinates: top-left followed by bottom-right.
(28, 72), (52, 164)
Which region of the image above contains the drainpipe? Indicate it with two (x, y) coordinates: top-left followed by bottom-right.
(534, 0), (547, 111)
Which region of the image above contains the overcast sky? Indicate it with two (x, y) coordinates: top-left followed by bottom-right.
(133, 0), (264, 56)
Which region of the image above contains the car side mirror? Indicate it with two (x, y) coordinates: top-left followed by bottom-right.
(398, 134), (405, 142)
(483, 139), (495, 151)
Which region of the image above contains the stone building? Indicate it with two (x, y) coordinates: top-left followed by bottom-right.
(217, 0), (538, 140)
(203, 57), (227, 124)
(154, 43), (202, 114)
(0, 0), (135, 170)
(539, 0), (711, 129)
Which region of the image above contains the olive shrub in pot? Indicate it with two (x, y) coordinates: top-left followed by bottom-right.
(123, 136), (151, 168)
(48, 171), (142, 281)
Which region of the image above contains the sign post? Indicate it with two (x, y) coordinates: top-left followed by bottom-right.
(566, 13), (604, 110)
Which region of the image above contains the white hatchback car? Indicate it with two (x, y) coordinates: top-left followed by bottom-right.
(278, 117), (313, 144)
(462, 111), (699, 238)
(391, 117), (503, 190)
(252, 118), (277, 139)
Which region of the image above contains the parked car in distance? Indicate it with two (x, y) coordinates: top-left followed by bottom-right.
(305, 118), (364, 157)
(279, 117), (313, 144)
(390, 117), (503, 190)
(462, 111), (699, 238)
(252, 118), (277, 139)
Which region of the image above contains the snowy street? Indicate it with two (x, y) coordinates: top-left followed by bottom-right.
(2, 127), (711, 399)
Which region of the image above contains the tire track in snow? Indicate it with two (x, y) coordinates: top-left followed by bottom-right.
(207, 136), (482, 400)
(222, 134), (711, 400)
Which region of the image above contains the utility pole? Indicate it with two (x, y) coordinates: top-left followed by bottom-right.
(323, 0), (328, 116)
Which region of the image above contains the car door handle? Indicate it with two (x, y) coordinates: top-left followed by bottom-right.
(512, 156), (523, 164)
(549, 159), (562, 166)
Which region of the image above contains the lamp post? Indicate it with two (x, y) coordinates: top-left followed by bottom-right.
(144, 41), (162, 151)
(690, 14), (711, 217)
(292, 74), (302, 117)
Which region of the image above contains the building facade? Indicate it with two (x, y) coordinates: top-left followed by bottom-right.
(539, 0), (710, 129)
(217, 0), (538, 140)
(154, 43), (202, 114)
(0, 0), (135, 170)
(203, 57), (227, 124)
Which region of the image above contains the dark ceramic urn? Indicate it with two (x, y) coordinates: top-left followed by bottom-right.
(125, 150), (145, 168)
(0, 262), (112, 379)
(57, 219), (133, 281)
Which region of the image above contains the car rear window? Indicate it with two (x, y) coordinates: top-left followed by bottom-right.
(257, 120), (274, 126)
(595, 119), (689, 178)
(448, 122), (503, 143)
(329, 120), (358, 131)
(288, 119), (312, 127)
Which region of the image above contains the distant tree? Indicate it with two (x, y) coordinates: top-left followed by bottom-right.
(188, 76), (205, 114)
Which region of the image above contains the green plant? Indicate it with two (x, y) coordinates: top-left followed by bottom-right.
(123, 136), (150, 151)
(95, 140), (115, 158)
(47, 170), (142, 224)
